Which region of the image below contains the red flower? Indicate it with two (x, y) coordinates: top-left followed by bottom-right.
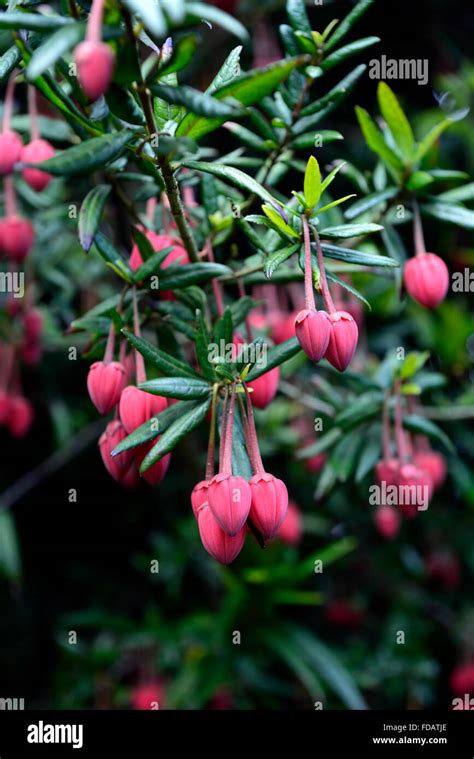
(135, 442), (171, 487)
(8, 395), (34, 438)
(249, 471), (288, 541)
(0, 216), (34, 262)
(324, 311), (358, 372)
(396, 464), (432, 519)
(248, 366), (279, 409)
(131, 682), (165, 710)
(0, 390), (11, 424)
(413, 450), (446, 490)
(207, 473), (252, 536)
(20, 139), (55, 191)
(99, 420), (139, 488)
(404, 253), (449, 309)
(87, 360), (126, 414)
(191, 479), (210, 518)
(374, 505), (400, 540)
(75, 41), (115, 101)
(294, 309), (331, 362)
(0, 130), (22, 175)
(375, 458), (399, 487)
(198, 504), (246, 564)
(119, 386), (167, 434)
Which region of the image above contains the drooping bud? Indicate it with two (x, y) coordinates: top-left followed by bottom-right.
(23, 308), (43, 341)
(87, 360), (126, 414)
(119, 386), (167, 434)
(99, 420), (138, 488)
(294, 309), (331, 362)
(0, 131), (22, 175)
(0, 216), (35, 262)
(75, 41), (115, 101)
(20, 139), (55, 191)
(375, 458), (399, 487)
(248, 366), (279, 409)
(249, 470), (288, 541)
(207, 472), (252, 536)
(278, 500), (303, 546)
(324, 311), (358, 371)
(191, 479), (210, 518)
(131, 682), (165, 710)
(374, 505), (400, 540)
(198, 504), (246, 564)
(413, 450), (446, 490)
(135, 442), (171, 487)
(21, 340), (42, 366)
(271, 309), (299, 344)
(403, 253), (449, 309)
(396, 463), (432, 519)
(450, 664), (474, 696)
(8, 395), (34, 438)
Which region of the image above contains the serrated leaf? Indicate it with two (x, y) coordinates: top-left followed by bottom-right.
(123, 330), (201, 379)
(377, 82), (414, 158)
(78, 185), (111, 252)
(140, 399), (210, 471)
(139, 377), (211, 400)
(33, 130), (132, 176)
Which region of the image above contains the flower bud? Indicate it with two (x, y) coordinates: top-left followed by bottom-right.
(23, 308), (43, 341)
(191, 479), (210, 518)
(0, 216), (35, 262)
(135, 442), (171, 487)
(87, 360), (126, 414)
(0, 130), (23, 175)
(198, 504), (246, 564)
(75, 41), (115, 101)
(294, 309), (331, 362)
(131, 682), (165, 710)
(278, 500), (303, 546)
(413, 450), (446, 490)
(271, 309), (299, 344)
(404, 253), (449, 309)
(119, 386), (168, 434)
(20, 139), (55, 191)
(207, 473), (252, 536)
(450, 664), (474, 696)
(375, 458), (399, 487)
(21, 340), (42, 366)
(99, 420), (138, 488)
(8, 395), (34, 438)
(324, 311), (358, 372)
(248, 366), (279, 409)
(249, 471), (288, 541)
(374, 505), (400, 540)
(0, 390), (11, 424)
(396, 463), (432, 519)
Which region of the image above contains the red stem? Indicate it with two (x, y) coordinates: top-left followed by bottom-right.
(243, 383), (264, 474)
(382, 393), (392, 461)
(205, 385), (218, 480)
(28, 86), (40, 142)
(146, 196), (157, 224)
(302, 215), (316, 311)
(2, 70), (17, 132)
(238, 280), (253, 342)
(394, 380), (409, 463)
(218, 386), (229, 468)
(413, 202), (426, 257)
(132, 288), (146, 385)
(312, 226), (336, 314)
(103, 321), (116, 364)
(4, 175), (17, 217)
(222, 384), (236, 475)
(206, 241), (225, 317)
(86, 0), (105, 43)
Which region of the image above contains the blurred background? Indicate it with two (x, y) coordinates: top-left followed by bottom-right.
(0, 0), (473, 710)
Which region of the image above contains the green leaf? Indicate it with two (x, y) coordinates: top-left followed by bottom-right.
(326, 270), (370, 310)
(319, 223), (383, 238)
(262, 204), (300, 239)
(377, 82), (414, 158)
(325, 0), (376, 52)
(195, 311), (216, 381)
(131, 248), (172, 283)
(154, 34), (199, 78)
(291, 129), (344, 150)
(213, 308), (233, 346)
(122, 0), (167, 37)
(160, 0), (186, 24)
(403, 415), (455, 454)
(265, 243), (300, 278)
(0, 12), (73, 31)
(122, 330), (201, 379)
(182, 160), (280, 207)
(0, 512), (21, 582)
(78, 185), (111, 252)
(185, 2), (249, 42)
(207, 45), (243, 93)
(287, 0), (312, 36)
(321, 37), (380, 72)
(230, 403), (253, 479)
(344, 187), (397, 220)
(158, 262), (231, 289)
(437, 183), (474, 204)
(151, 83), (244, 119)
(355, 106), (403, 171)
(177, 57), (305, 140)
(34, 130), (132, 176)
(421, 202), (474, 230)
(139, 377), (211, 400)
(300, 65), (367, 118)
(297, 428), (343, 459)
(414, 109), (468, 162)
(93, 233), (133, 283)
(0, 45), (22, 83)
(304, 156), (321, 209)
(313, 194), (356, 215)
(264, 631), (323, 701)
(334, 394), (382, 429)
(140, 399), (211, 471)
(112, 401), (199, 455)
(26, 23), (85, 80)
(320, 242), (398, 268)
(246, 338), (301, 381)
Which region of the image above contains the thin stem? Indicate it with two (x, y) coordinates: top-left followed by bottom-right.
(4, 175), (17, 217)
(157, 155), (200, 262)
(302, 215), (316, 311)
(146, 196), (157, 224)
(312, 226), (335, 314)
(237, 393), (257, 474)
(394, 380), (408, 463)
(132, 288), (146, 385)
(207, 240), (225, 316)
(222, 384), (236, 476)
(218, 386), (229, 468)
(103, 321), (116, 364)
(2, 70), (18, 132)
(86, 0), (105, 43)
(413, 201), (426, 257)
(27, 85), (40, 142)
(205, 384), (219, 480)
(237, 279), (253, 342)
(382, 392), (392, 461)
(243, 383), (264, 474)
